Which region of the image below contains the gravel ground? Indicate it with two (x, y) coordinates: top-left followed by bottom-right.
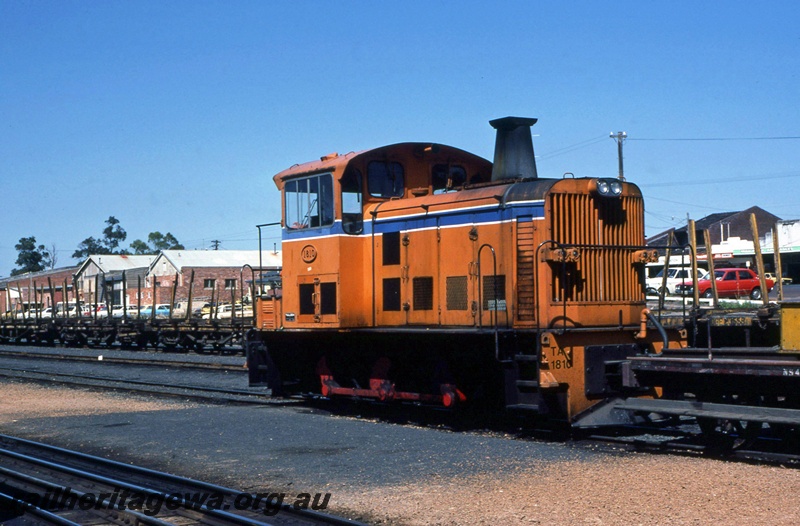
(1, 380), (798, 525)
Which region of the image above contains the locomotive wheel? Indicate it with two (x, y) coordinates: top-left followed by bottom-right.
(697, 417), (762, 452)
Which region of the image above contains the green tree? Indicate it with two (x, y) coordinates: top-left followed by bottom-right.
(130, 231), (184, 254)
(72, 236), (106, 259)
(130, 239), (150, 255)
(11, 237), (50, 276)
(102, 216), (127, 253)
(72, 216), (129, 259)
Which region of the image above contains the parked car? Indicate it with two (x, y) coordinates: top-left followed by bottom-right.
(646, 267), (709, 295)
(94, 303), (109, 318)
(139, 304), (173, 318)
(16, 309), (40, 319)
(202, 303), (253, 320)
(675, 268), (775, 300)
(40, 307), (53, 318)
(111, 304), (140, 318)
(764, 272), (792, 285)
(55, 305), (92, 317)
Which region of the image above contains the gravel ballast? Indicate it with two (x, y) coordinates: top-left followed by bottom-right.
(1, 380), (798, 525)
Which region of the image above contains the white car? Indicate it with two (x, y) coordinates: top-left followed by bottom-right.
(16, 309), (40, 319)
(764, 273), (792, 286)
(202, 303), (253, 320)
(111, 305), (140, 318)
(646, 268), (709, 296)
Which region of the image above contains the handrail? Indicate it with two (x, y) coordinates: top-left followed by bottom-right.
(476, 243), (500, 360)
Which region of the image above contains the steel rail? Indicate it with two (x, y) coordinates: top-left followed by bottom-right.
(0, 464), (172, 525)
(0, 434), (366, 526)
(0, 347), (244, 372)
(0, 446), (277, 526)
(0, 366), (282, 405)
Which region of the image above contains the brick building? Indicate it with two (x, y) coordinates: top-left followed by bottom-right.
(0, 265), (81, 315)
(146, 250), (282, 309)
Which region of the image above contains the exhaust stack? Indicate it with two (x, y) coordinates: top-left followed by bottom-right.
(489, 116), (538, 181)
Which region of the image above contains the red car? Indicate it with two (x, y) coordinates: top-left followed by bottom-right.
(675, 268), (774, 300)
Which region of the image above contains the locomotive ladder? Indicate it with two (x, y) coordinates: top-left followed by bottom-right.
(506, 219), (543, 412)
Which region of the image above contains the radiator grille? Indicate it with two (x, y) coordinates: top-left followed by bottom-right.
(548, 192), (644, 303)
(413, 277), (434, 310)
(446, 276), (468, 310)
(482, 275), (506, 310)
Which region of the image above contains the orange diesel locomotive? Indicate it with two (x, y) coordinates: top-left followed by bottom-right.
(246, 117), (686, 426)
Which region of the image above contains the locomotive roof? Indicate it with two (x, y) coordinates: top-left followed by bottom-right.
(272, 142), (491, 186)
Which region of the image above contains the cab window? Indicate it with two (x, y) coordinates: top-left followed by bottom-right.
(432, 164), (467, 194)
(285, 173), (334, 230)
(368, 161), (404, 198)
(341, 167), (363, 234)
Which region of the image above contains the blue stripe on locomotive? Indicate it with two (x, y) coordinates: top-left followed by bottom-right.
(282, 200), (545, 241)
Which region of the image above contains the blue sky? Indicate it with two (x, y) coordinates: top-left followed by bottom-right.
(2, 1), (799, 276)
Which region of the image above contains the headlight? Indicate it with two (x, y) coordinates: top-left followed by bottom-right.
(590, 178), (624, 198)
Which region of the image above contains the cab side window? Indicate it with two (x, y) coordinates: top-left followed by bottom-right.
(341, 167), (363, 234)
(368, 161), (404, 198)
(285, 173), (334, 230)
(432, 164), (467, 194)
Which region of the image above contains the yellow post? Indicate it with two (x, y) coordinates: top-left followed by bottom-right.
(688, 219), (700, 308)
(773, 222), (784, 302)
(750, 213), (769, 305)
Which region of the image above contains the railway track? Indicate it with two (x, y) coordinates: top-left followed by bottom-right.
(2, 346), (797, 465)
(0, 434), (365, 525)
(0, 365), (283, 405)
(0, 347), (245, 372)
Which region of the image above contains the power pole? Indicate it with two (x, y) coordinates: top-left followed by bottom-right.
(610, 131), (627, 180)
(211, 240), (221, 250)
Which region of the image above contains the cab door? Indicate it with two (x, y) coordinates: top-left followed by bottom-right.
(401, 226), (440, 326)
(374, 231), (405, 326)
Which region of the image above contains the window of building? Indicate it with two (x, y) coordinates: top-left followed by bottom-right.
(368, 161), (404, 198)
(285, 173), (334, 230)
(225, 279), (236, 290)
(204, 279), (216, 289)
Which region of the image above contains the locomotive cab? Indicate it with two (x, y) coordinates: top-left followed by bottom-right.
(270, 143), (493, 330)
